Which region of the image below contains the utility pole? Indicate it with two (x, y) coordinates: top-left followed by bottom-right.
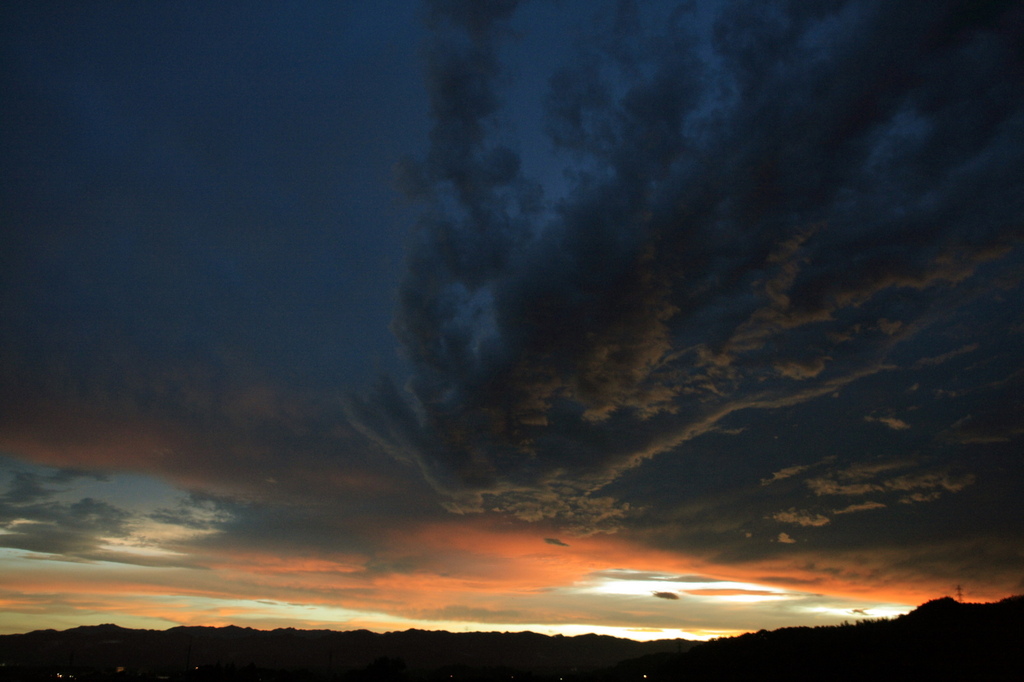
(955, 584), (963, 602)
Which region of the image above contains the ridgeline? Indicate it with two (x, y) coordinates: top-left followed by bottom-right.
(0, 596), (1020, 681)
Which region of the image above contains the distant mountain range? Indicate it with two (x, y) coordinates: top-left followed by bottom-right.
(0, 623), (692, 673)
(1, 596), (1020, 680)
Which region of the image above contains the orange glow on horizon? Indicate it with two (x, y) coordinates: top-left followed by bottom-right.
(0, 507), (1010, 639)
(2, 509), (984, 641)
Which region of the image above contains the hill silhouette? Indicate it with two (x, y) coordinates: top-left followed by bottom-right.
(646, 595), (1023, 681)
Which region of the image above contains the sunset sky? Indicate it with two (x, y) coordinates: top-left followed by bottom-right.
(2, 0), (1022, 641)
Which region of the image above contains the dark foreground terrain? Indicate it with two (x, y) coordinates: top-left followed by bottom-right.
(0, 596), (1020, 682)
(650, 595), (1023, 681)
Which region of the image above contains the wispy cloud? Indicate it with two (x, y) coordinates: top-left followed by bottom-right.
(771, 509), (830, 528)
(832, 501), (886, 515)
(864, 415), (911, 431)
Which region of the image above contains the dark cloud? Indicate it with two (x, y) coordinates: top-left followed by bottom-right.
(652, 591), (680, 600)
(544, 537), (569, 547)
(1, 467), (105, 505)
(355, 2), (1024, 582)
(148, 493), (235, 533)
(427, 0), (522, 38)
(0, 466), (130, 558)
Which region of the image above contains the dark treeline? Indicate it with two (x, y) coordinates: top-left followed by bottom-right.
(1, 596), (1021, 682)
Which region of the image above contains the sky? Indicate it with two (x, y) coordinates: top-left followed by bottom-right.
(1, 0), (1022, 641)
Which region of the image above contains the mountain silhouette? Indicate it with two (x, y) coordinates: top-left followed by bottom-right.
(0, 624), (692, 674)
